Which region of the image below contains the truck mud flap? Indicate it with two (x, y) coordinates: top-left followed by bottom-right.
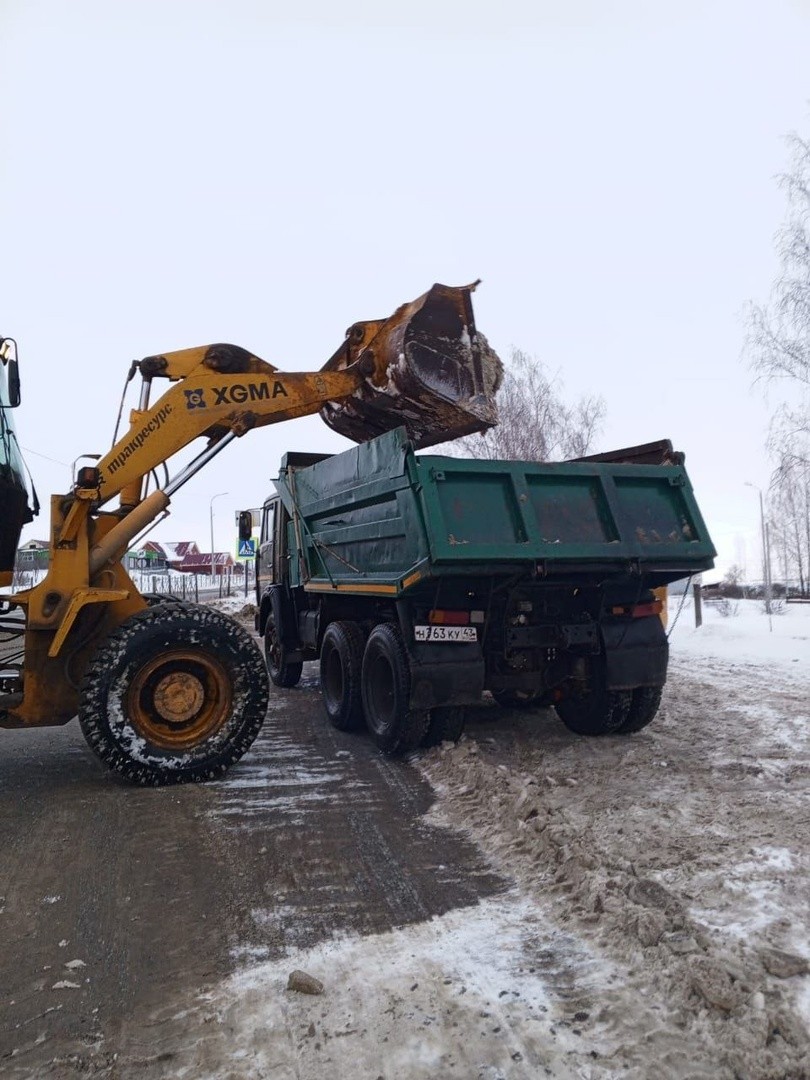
(395, 604), (484, 709)
(601, 616), (668, 690)
(268, 585), (303, 660)
(407, 648), (486, 711)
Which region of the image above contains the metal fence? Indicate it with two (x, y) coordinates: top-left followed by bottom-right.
(10, 562), (257, 604)
(131, 565), (256, 603)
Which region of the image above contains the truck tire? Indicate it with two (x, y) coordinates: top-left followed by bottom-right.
(615, 685), (663, 734)
(422, 706), (466, 747)
(555, 685), (632, 736)
(320, 620), (365, 731)
(264, 614), (303, 688)
(78, 603), (269, 785)
(361, 623), (429, 754)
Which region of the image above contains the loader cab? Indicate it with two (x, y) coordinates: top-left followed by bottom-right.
(0, 339), (37, 587)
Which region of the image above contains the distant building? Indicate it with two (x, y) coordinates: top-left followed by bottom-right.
(122, 542), (239, 576)
(124, 541), (202, 573)
(175, 551), (238, 576)
(16, 539), (50, 571)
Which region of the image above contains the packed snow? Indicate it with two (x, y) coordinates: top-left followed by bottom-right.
(182, 596), (809, 1079)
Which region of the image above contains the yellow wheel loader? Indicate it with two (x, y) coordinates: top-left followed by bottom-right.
(0, 284), (501, 784)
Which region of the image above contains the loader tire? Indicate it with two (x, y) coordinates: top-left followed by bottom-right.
(555, 684), (632, 736)
(361, 623), (429, 754)
(320, 620), (366, 731)
(142, 593), (182, 607)
(264, 614), (303, 688)
(422, 706), (466, 748)
(78, 603), (269, 785)
(615, 685), (663, 734)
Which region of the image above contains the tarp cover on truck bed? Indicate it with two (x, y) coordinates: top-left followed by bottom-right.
(275, 428), (715, 593)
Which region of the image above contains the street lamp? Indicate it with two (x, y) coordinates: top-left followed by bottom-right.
(744, 482), (773, 630)
(209, 492), (228, 581)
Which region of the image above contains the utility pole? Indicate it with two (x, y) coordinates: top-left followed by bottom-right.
(209, 492), (228, 585)
(745, 482), (773, 631)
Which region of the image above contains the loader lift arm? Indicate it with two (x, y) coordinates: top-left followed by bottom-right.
(0, 283), (501, 785)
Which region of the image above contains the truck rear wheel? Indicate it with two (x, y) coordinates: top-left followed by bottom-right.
(361, 623), (429, 754)
(422, 706), (466, 747)
(264, 614), (303, 688)
(616, 685), (663, 733)
(320, 620), (365, 731)
(78, 603), (269, 785)
(555, 684), (632, 736)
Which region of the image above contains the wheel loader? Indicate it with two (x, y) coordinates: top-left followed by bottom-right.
(0, 283), (502, 784)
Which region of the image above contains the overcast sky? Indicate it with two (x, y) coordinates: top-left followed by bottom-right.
(3, 0), (808, 579)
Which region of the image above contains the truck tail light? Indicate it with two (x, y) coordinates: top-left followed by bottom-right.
(428, 609), (470, 626)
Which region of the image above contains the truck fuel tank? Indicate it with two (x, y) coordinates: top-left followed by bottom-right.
(319, 282), (502, 449)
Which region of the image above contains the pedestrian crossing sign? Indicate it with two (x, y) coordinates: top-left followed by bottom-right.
(237, 538), (256, 559)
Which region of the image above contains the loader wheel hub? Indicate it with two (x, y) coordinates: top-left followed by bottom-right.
(126, 650), (232, 751)
(153, 672), (206, 724)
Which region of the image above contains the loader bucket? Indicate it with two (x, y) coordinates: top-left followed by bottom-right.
(319, 282), (503, 449)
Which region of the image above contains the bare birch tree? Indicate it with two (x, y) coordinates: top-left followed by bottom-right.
(455, 348), (605, 462)
(745, 131), (810, 594)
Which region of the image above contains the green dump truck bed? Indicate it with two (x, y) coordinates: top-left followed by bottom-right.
(275, 427), (715, 593)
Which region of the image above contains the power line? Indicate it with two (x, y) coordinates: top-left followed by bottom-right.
(19, 446), (71, 467)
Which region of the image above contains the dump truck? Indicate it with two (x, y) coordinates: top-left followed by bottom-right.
(0, 283), (501, 784)
(249, 427), (715, 751)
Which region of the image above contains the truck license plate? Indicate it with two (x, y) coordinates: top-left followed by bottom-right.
(414, 625), (478, 643)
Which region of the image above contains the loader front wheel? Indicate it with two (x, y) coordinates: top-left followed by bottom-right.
(361, 623), (428, 754)
(78, 603), (269, 785)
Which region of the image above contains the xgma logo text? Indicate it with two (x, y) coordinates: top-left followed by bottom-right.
(184, 382), (288, 410)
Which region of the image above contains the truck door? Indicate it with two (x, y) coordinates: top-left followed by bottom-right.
(257, 498), (277, 596)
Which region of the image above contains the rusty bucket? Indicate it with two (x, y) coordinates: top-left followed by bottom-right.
(319, 282), (502, 449)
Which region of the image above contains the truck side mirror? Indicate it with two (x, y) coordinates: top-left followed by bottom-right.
(238, 510), (253, 542)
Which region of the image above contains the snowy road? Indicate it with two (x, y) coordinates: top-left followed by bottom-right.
(0, 599), (807, 1078)
(0, 661), (502, 1078)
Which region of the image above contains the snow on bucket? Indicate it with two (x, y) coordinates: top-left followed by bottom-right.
(319, 282), (503, 449)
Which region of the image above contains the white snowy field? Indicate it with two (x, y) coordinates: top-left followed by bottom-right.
(668, 593), (809, 671)
(176, 595), (810, 1080)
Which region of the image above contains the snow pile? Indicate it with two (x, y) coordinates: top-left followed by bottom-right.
(205, 595), (256, 619)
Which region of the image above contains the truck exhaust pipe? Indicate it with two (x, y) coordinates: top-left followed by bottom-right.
(319, 282), (503, 449)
